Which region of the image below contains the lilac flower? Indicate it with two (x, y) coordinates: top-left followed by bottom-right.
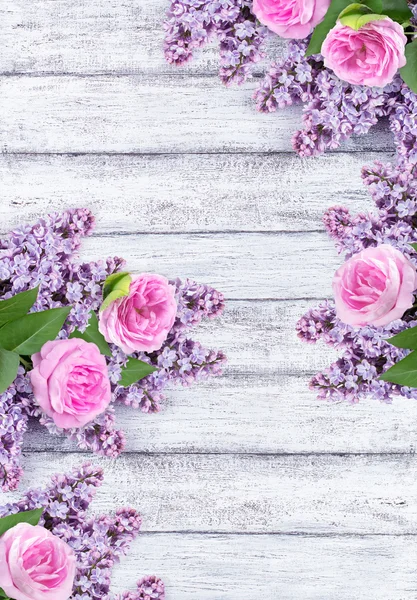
(0, 463), (164, 600)
(298, 158), (417, 403)
(164, 0), (267, 85)
(0, 210), (226, 490)
(116, 577), (165, 600)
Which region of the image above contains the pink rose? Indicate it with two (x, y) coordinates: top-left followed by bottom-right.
(30, 338), (112, 429)
(0, 522), (76, 600)
(252, 0), (331, 38)
(333, 244), (417, 327)
(99, 273), (177, 354)
(321, 18), (407, 87)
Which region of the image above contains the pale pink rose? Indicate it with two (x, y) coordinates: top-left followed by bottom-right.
(321, 18), (407, 87)
(99, 273), (177, 354)
(30, 338), (112, 429)
(0, 522), (76, 600)
(252, 0), (331, 38)
(333, 244), (417, 327)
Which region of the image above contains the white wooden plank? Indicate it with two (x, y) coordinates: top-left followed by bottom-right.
(0, 0), (284, 75)
(80, 232), (337, 299)
(6, 453), (417, 534)
(0, 75), (394, 153)
(22, 374), (417, 455)
(111, 533), (417, 600)
(195, 300), (335, 374)
(0, 152), (386, 233)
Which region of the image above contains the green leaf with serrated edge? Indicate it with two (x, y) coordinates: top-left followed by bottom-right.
(119, 358), (157, 387)
(0, 508), (43, 537)
(386, 326), (417, 350)
(381, 0), (412, 22)
(380, 351), (417, 386)
(0, 348), (20, 394)
(69, 311), (111, 357)
(401, 40), (417, 94)
(306, 0), (383, 55)
(0, 286), (39, 328)
(100, 272), (132, 313)
(0, 307), (71, 355)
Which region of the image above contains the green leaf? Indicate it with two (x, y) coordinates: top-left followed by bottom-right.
(340, 11), (386, 29)
(306, 0), (383, 55)
(363, 0), (383, 10)
(0, 508), (43, 538)
(339, 2), (371, 16)
(400, 40), (417, 94)
(119, 358), (157, 387)
(0, 287), (39, 328)
(0, 348), (20, 394)
(0, 307), (71, 355)
(386, 326), (417, 350)
(0, 588), (10, 599)
(101, 272), (132, 313)
(410, 243), (417, 252)
(380, 0), (412, 22)
(70, 311), (111, 357)
(380, 351), (417, 386)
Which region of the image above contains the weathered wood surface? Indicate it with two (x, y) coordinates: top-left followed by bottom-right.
(7, 453), (417, 534)
(0, 75), (394, 154)
(111, 534), (417, 600)
(3, 0), (413, 597)
(22, 375), (417, 454)
(80, 232), (338, 299)
(0, 0), (282, 75)
(0, 152), (387, 233)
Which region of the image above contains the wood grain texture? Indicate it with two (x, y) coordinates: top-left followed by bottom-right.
(6, 453), (417, 534)
(80, 232), (338, 299)
(0, 152), (389, 233)
(0, 0), (285, 76)
(110, 533), (417, 600)
(2, 0), (412, 596)
(22, 374), (417, 454)
(0, 75), (394, 154)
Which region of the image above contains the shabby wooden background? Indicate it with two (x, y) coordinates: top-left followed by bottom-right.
(1, 1), (417, 598)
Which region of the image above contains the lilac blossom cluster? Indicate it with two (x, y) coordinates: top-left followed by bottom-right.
(0, 210), (226, 491)
(254, 39), (403, 157)
(164, 0), (267, 85)
(297, 160), (417, 403)
(0, 462), (164, 600)
(164, 1), (417, 158)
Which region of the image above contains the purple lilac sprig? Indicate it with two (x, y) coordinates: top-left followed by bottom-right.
(111, 278), (227, 413)
(254, 39), (405, 157)
(115, 577), (165, 600)
(297, 159), (417, 403)
(0, 463), (164, 600)
(0, 210), (226, 490)
(164, 0), (267, 85)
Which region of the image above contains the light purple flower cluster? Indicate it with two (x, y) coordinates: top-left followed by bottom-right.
(297, 159), (417, 403)
(254, 39), (403, 157)
(116, 577), (165, 600)
(164, 0), (267, 85)
(164, 1), (417, 158)
(0, 210), (226, 491)
(0, 462), (164, 600)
